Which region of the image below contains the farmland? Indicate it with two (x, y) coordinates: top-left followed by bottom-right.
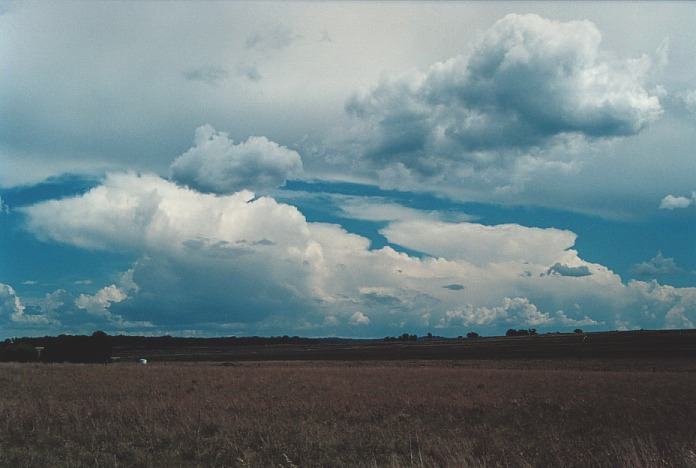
(105, 329), (696, 363)
(1, 331), (696, 467)
(0, 361), (695, 466)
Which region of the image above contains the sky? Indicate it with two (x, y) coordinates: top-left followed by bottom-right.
(1, 1), (696, 338)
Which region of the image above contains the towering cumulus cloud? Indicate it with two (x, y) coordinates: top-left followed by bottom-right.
(170, 125), (303, 194)
(20, 173), (696, 334)
(0, 283), (52, 326)
(339, 14), (662, 188)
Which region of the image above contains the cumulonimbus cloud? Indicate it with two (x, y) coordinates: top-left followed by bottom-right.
(19, 172), (696, 334)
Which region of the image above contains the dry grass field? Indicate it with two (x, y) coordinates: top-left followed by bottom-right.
(1, 360), (696, 467)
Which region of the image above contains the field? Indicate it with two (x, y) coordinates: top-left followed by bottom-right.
(1, 359), (696, 467)
(108, 329), (696, 362)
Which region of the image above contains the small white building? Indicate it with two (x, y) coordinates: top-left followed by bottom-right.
(138, 358), (148, 365)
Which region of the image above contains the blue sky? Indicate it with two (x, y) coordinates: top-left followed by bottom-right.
(1, 2), (695, 337)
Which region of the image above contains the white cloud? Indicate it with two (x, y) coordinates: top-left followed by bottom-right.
(631, 251), (681, 276)
(0, 283), (52, 325)
(349, 311), (370, 326)
(170, 125), (303, 194)
(679, 89), (696, 114)
(20, 172), (696, 334)
(440, 298), (600, 329)
(3, 5), (695, 220)
(22, 172), (310, 252)
(75, 284), (129, 316)
(337, 196), (473, 223)
(440, 297), (553, 328)
(298, 13), (684, 219)
(553, 310), (600, 327)
(336, 14), (661, 180)
(627, 280), (696, 329)
(339, 199), (439, 223)
(0, 283), (25, 322)
(380, 219), (577, 266)
(659, 193), (693, 210)
(0, 282), (152, 334)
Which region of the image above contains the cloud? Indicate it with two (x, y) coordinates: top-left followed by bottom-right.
(349, 311), (370, 326)
(631, 251), (681, 277)
(183, 65), (229, 85)
(245, 25), (302, 51)
(341, 14), (661, 173)
(170, 125), (303, 194)
(0, 283), (52, 326)
(659, 193), (693, 210)
(359, 287), (403, 307)
(20, 172), (696, 335)
(627, 280), (696, 329)
(0, 283), (25, 322)
(546, 263), (592, 278)
(3, 4), (693, 221)
(72, 279), (151, 329)
(22, 172), (310, 252)
(236, 63), (262, 82)
(0, 281), (151, 334)
(380, 219), (577, 266)
(440, 298), (600, 329)
(336, 197), (473, 223)
(678, 89), (696, 114)
(302, 13), (673, 217)
(553, 310), (600, 327)
(0, 3), (357, 186)
(75, 284), (129, 316)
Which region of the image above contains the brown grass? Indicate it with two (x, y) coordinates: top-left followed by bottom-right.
(0, 360), (695, 467)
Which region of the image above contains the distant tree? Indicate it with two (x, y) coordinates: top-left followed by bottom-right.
(574, 328), (583, 334)
(398, 333), (417, 341)
(506, 329), (533, 337)
(91, 331), (112, 363)
(466, 331), (480, 339)
(0, 342), (38, 362)
(42, 331), (112, 363)
(427, 332), (433, 338)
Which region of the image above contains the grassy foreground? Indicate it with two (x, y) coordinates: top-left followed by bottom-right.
(1, 361), (695, 467)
